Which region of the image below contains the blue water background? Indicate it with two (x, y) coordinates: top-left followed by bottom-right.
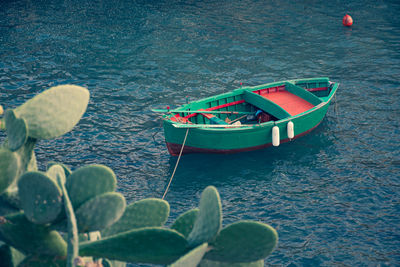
(1, 0), (399, 265)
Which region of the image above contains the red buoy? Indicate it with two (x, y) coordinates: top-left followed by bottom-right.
(343, 14), (353, 27)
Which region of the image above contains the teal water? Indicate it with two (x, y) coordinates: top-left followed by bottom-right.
(1, 0), (400, 265)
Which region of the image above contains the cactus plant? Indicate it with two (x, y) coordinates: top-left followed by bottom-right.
(0, 212), (67, 256)
(171, 208), (199, 238)
(18, 171), (63, 224)
(14, 85), (89, 139)
(102, 198), (169, 237)
(0, 85), (279, 267)
(169, 243), (209, 267)
(204, 221), (278, 263)
(55, 164), (79, 267)
(75, 192), (126, 233)
(4, 109), (28, 152)
(187, 186), (222, 247)
(0, 242), (25, 267)
(47, 161), (72, 177)
(66, 165), (117, 209)
(0, 149), (19, 194)
(79, 227), (188, 264)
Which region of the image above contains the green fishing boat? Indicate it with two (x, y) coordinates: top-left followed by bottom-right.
(153, 77), (338, 156)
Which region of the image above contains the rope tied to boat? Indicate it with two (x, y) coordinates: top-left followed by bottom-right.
(162, 128), (189, 200)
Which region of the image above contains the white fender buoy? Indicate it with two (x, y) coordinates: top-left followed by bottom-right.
(287, 121), (294, 140)
(272, 126), (280, 146)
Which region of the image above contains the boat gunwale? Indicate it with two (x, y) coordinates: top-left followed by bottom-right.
(166, 81), (339, 131)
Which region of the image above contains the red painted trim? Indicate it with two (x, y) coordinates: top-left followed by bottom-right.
(255, 85), (286, 95)
(170, 114), (189, 123)
(183, 100), (246, 119)
(166, 121), (322, 156)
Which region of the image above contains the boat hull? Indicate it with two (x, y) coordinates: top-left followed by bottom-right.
(160, 78), (338, 156)
(163, 101), (331, 156)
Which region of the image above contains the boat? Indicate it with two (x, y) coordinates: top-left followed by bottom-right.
(153, 77), (338, 156)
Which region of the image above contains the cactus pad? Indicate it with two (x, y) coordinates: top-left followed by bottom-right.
(102, 198), (169, 237)
(75, 192), (126, 233)
(0, 243), (25, 267)
(66, 164), (117, 209)
(199, 259), (264, 267)
(187, 186), (222, 247)
(46, 164), (67, 185)
(169, 243), (209, 267)
(79, 227), (188, 264)
(0, 212), (67, 256)
(0, 149), (19, 194)
(18, 171), (63, 224)
(14, 84), (89, 139)
(204, 221), (278, 262)
(47, 161), (72, 177)
(5, 109), (28, 151)
(171, 208), (199, 238)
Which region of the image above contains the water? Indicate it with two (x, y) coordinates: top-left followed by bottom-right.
(1, 0), (400, 265)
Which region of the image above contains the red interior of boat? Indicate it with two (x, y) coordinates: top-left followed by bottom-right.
(170, 84), (323, 123)
(260, 90), (315, 116)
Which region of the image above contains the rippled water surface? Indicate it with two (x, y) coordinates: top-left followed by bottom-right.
(1, 0), (400, 265)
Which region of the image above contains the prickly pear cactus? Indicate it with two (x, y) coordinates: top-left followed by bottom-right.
(0, 212), (67, 256)
(171, 208), (199, 238)
(169, 243), (209, 267)
(204, 221), (278, 263)
(79, 227), (188, 264)
(102, 198), (169, 237)
(4, 109), (28, 152)
(47, 161), (72, 177)
(187, 186), (222, 247)
(75, 192), (126, 233)
(14, 85), (89, 139)
(66, 164), (117, 209)
(55, 164), (78, 267)
(18, 171), (63, 224)
(0, 148), (19, 194)
(0, 85), (279, 266)
(0, 242), (25, 267)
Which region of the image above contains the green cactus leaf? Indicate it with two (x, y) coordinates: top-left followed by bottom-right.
(0, 243), (25, 267)
(15, 138), (37, 175)
(0, 212), (67, 256)
(102, 198), (169, 237)
(187, 186), (222, 247)
(66, 165), (117, 209)
(4, 109), (28, 151)
(0, 149), (19, 194)
(205, 221), (278, 263)
(80, 227), (188, 264)
(56, 171), (79, 267)
(75, 192), (126, 233)
(171, 208), (199, 238)
(46, 164), (68, 185)
(0, 197), (19, 216)
(169, 243), (209, 267)
(14, 84), (89, 139)
(18, 171), (63, 224)
(47, 161), (72, 177)
(199, 259), (264, 267)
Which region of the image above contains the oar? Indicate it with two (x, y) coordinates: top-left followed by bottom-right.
(172, 123), (257, 128)
(152, 109), (254, 115)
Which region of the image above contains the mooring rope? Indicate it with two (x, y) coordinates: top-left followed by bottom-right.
(162, 128), (189, 200)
